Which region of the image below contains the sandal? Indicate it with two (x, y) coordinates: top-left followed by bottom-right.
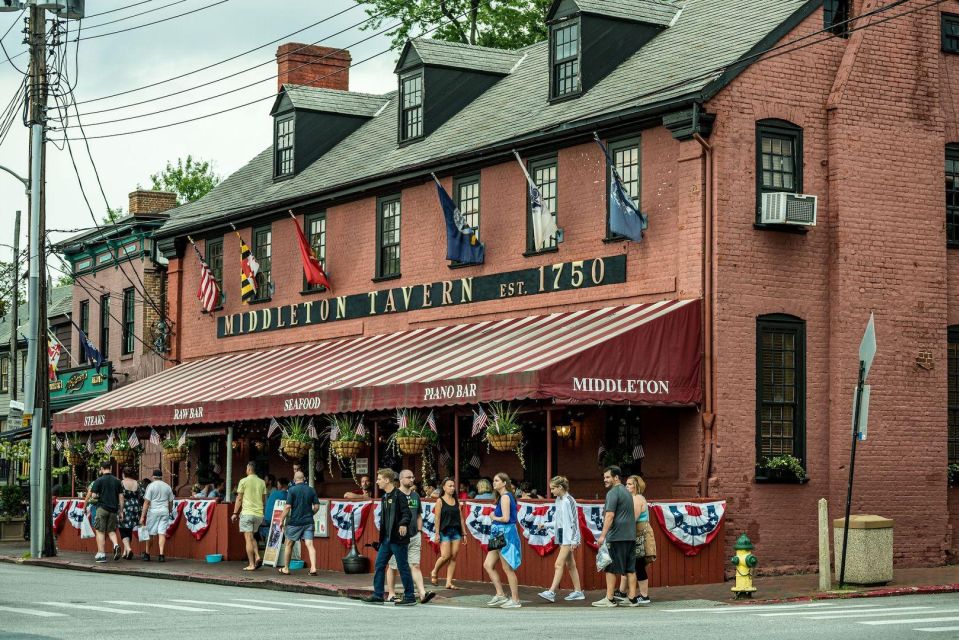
(445, 583), (462, 590)
(430, 573), (438, 586)
(309, 570), (317, 576)
(242, 566), (256, 571)
(254, 558), (263, 569)
(278, 567), (290, 575)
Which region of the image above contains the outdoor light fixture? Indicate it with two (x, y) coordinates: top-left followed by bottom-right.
(554, 423), (574, 440)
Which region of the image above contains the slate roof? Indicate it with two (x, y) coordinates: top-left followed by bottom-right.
(397, 38), (524, 75)
(280, 84), (389, 117)
(158, 0), (814, 239)
(0, 285), (73, 346)
(571, 0), (682, 25)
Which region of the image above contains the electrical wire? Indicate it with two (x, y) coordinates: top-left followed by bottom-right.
(80, 0), (189, 32)
(0, 8), (25, 75)
(84, 0), (156, 20)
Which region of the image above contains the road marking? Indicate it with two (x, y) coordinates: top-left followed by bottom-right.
(170, 599), (281, 611)
(105, 600), (216, 612)
(916, 626), (959, 632)
(804, 606), (940, 620)
(665, 603), (839, 613)
(38, 602), (138, 614)
(231, 598), (343, 611)
(0, 605), (67, 617)
(756, 604), (885, 616)
(297, 597), (376, 608)
(861, 615), (959, 626)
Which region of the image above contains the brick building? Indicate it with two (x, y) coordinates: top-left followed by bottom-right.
(52, 0), (959, 576)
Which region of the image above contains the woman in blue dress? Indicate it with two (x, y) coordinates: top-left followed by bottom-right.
(483, 472), (522, 608)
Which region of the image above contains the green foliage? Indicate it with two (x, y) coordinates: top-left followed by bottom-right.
(56, 274), (74, 286)
(110, 429), (141, 452)
(484, 402), (522, 435)
(392, 410), (438, 442)
(599, 445), (634, 469)
(759, 454), (806, 481)
(0, 441), (29, 461)
(0, 484), (26, 517)
(323, 414), (368, 443)
(66, 435), (87, 456)
(161, 429), (195, 450)
(102, 206), (124, 225)
(282, 416), (312, 443)
(149, 155), (220, 205)
(86, 440), (111, 468)
(356, 0), (552, 51)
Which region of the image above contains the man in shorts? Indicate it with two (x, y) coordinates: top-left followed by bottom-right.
(87, 462), (123, 563)
(232, 461), (266, 570)
(280, 471), (318, 575)
(592, 465), (638, 607)
(386, 470), (435, 604)
(140, 469), (175, 562)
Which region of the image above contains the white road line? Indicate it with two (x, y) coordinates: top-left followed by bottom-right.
(916, 626), (959, 632)
(861, 615), (959, 626)
(231, 598), (343, 611)
(665, 603), (839, 613)
(170, 599), (281, 612)
(0, 605), (67, 617)
(756, 604), (885, 616)
(38, 602), (138, 614)
(297, 597), (376, 608)
(104, 600), (216, 612)
(804, 606), (939, 620)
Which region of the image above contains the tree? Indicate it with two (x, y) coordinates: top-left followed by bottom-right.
(357, 0), (553, 51)
(149, 155), (220, 205)
(102, 206), (123, 225)
(56, 274), (73, 287)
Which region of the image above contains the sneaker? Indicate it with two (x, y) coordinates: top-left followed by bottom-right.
(361, 596), (385, 604)
(158, 555), (165, 563)
(626, 597), (641, 607)
(537, 590), (556, 603)
(564, 591), (586, 601)
(394, 599), (417, 606)
(500, 599), (522, 609)
(591, 597), (618, 608)
(94, 553), (107, 563)
(420, 592), (436, 604)
(612, 590), (628, 603)
(634, 595), (651, 605)
(112, 544), (121, 561)
(486, 594), (509, 607)
(141, 553), (150, 562)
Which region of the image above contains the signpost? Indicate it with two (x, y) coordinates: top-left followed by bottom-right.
(839, 313), (876, 588)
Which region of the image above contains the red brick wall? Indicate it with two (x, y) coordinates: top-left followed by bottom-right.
(276, 43), (350, 92)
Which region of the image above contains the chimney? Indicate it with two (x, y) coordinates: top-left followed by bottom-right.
(129, 190), (177, 216)
(276, 43), (350, 92)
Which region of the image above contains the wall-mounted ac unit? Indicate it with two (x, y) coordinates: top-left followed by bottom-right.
(760, 192), (817, 226)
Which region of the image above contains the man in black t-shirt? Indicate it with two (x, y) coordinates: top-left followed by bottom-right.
(87, 462), (123, 563)
(281, 471), (319, 575)
(386, 470), (435, 604)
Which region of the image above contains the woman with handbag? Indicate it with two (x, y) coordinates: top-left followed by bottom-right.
(538, 476), (585, 602)
(483, 472), (522, 609)
(618, 475), (653, 605)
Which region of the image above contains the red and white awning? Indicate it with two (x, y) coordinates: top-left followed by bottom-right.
(53, 300), (701, 432)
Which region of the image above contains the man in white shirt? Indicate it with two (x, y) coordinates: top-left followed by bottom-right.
(140, 469), (175, 562)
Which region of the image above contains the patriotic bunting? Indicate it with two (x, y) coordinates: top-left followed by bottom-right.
(164, 501), (187, 538)
(329, 500), (372, 549)
(517, 501), (558, 556)
(181, 499), (217, 541)
(464, 501), (496, 550)
(649, 501), (726, 556)
(52, 499), (71, 533)
(66, 500), (87, 530)
(577, 503), (605, 551)
(421, 501), (440, 553)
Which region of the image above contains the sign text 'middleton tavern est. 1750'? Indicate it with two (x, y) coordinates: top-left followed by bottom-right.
(216, 255), (627, 338)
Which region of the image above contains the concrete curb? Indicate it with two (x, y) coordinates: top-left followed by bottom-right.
(737, 583), (959, 606)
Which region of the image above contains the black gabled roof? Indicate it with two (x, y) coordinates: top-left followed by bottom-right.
(270, 84), (390, 117)
(548, 0), (682, 25)
(394, 38), (525, 75)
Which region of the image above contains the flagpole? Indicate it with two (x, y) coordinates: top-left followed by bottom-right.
(187, 235), (225, 304)
(511, 150), (538, 187)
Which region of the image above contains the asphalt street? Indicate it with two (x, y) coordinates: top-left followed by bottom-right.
(3, 563), (959, 639)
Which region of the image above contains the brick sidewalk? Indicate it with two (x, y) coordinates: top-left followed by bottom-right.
(2, 541), (957, 607)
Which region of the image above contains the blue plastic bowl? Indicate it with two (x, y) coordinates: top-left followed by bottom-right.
(288, 560), (305, 571)
(205, 554), (223, 563)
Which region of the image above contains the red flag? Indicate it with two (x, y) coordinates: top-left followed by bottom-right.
(290, 211), (332, 291)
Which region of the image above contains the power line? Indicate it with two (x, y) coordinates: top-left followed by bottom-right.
(84, 0), (157, 20)
(80, 0), (189, 32)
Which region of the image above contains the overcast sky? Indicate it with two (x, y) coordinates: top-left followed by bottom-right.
(0, 0), (398, 278)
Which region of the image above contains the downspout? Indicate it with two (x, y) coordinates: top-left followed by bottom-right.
(693, 127), (715, 498)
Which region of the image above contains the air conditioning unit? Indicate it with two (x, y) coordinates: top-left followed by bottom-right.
(760, 192), (817, 226)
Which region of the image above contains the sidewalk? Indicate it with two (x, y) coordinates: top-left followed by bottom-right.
(2, 541), (958, 607)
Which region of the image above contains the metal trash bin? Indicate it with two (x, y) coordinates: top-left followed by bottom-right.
(833, 514), (893, 585)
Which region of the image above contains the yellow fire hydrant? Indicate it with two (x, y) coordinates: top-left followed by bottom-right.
(730, 533), (758, 599)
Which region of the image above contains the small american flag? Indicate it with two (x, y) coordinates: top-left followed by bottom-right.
(104, 431), (115, 454)
(469, 454), (481, 468)
(86, 434), (93, 454)
(213, 463), (221, 474)
(149, 428), (161, 447)
(191, 238), (220, 313)
(426, 410), (437, 433)
(597, 443), (606, 464)
(633, 444), (645, 460)
(128, 431), (140, 449)
(330, 424), (340, 441)
(471, 406), (488, 437)
(267, 417), (280, 438)
(54, 436), (62, 451)
(306, 417), (317, 439)
(398, 411), (408, 430)
(177, 429), (187, 447)
(439, 449), (451, 467)
(356, 419), (366, 438)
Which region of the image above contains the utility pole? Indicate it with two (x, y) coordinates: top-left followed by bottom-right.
(9, 210), (19, 403)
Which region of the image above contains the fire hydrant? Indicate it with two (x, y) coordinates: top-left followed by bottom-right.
(730, 533), (758, 599)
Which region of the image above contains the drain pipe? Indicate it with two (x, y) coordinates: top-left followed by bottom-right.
(693, 129), (716, 498)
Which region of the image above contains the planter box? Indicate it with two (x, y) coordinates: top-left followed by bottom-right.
(756, 468), (805, 484)
(0, 517), (26, 542)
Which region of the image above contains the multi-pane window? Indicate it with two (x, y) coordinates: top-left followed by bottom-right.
(527, 158), (559, 252)
(400, 74), (423, 141)
(377, 197), (401, 279)
(206, 238), (223, 294)
(756, 119), (803, 219)
(0, 355), (8, 393)
(756, 315), (806, 468)
(949, 328), (959, 464)
(455, 176), (480, 238)
(304, 213), (327, 292)
(607, 137), (641, 239)
(253, 226), (272, 300)
(275, 116), (295, 177)
(947, 145), (959, 245)
(823, 0), (850, 37)
(78, 299), (89, 364)
(551, 21), (580, 98)
(122, 287), (135, 355)
(943, 14), (959, 53)
(99, 294), (110, 361)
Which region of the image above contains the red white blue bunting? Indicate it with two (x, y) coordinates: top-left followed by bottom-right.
(420, 502), (440, 553)
(464, 501), (495, 550)
(517, 502), (557, 556)
(373, 501), (382, 531)
(180, 499), (217, 541)
(329, 500), (372, 548)
(649, 501), (726, 556)
(65, 500), (88, 530)
(577, 503), (605, 550)
(163, 500), (187, 539)
(52, 499), (72, 533)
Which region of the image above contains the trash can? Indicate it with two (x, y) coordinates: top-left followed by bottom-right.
(833, 514), (893, 585)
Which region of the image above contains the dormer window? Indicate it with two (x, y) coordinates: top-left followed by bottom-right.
(400, 73), (424, 142)
(275, 115), (295, 177)
(551, 21), (581, 99)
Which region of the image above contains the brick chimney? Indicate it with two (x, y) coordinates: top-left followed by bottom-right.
(276, 43), (350, 92)
(128, 189), (177, 215)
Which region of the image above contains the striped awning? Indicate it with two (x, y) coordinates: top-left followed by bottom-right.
(53, 299), (701, 432)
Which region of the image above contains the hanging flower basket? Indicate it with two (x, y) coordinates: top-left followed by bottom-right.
(64, 450), (84, 466)
(111, 449), (135, 466)
(331, 440), (364, 459)
(487, 433), (523, 452)
(396, 436), (429, 455)
(281, 438), (312, 460)
(163, 447), (188, 464)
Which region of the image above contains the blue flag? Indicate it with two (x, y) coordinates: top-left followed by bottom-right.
(70, 319), (103, 373)
(595, 135), (647, 242)
(434, 177), (485, 265)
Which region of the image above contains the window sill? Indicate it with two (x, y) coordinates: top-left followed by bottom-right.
(548, 91), (582, 105)
(201, 306), (224, 315)
(949, 241), (959, 249)
(448, 261), (483, 270)
(246, 297), (273, 306)
(522, 246), (559, 258)
(300, 287), (328, 296)
(753, 222), (810, 235)
(603, 235), (628, 244)
(120, 354), (134, 362)
(755, 475), (808, 485)
(372, 274), (401, 283)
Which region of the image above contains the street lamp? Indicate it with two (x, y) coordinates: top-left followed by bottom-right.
(0, 164), (29, 194)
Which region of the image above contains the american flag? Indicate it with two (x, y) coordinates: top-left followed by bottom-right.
(177, 429), (187, 447)
(471, 406), (488, 436)
(190, 238), (220, 313)
(128, 431), (140, 449)
(267, 417), (280, 438)
(398, 411), (408, 430)
(54, 436), (62, 451)
(149, 428), (161, 447)
(426, 410), (437, 433)
(597, 443), (607, 464)
(104, 431), (115, 454)
(356, 419), (366, 438)
(306, 417), (317, 439)
(633, 444), (645, 460)
(86, 434), (93, 454)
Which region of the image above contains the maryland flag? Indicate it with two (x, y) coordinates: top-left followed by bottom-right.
(238, 235), (260, 303)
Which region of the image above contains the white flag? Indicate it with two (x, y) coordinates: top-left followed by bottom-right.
(513, 150), (559, 250)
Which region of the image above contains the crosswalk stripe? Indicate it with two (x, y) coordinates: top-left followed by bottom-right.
(0, 605), (67, 617)
(916, 626), (959, 633)
(170, 599), (281, 612)
(861, 615), (959, 626)
(231, 598), (343, 611)
(105, 600), (216, 612)
(756, 604), (885, 617)
(666, 602), (839, 613)
(38, 602), (138, 614)
(297, 597), (374, 608)
(804, 606), (939, 620)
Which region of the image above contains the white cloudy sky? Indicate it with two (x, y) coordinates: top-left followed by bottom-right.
(0, 0), (398, 278)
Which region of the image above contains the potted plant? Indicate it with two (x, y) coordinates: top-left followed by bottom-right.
(323, 414), (368, 461)
(86, 440), (111, 470)
(0, 484), (26, 542)
(388, 410), (437, 456)
(63, 435), (86, 467)
(949, 464), (959, 487)
(484, 402), (523, 452)
(110, 429), (140, 466)
(757, 454), (806, 483)
(162, 430), (194, 464)
(279, 416), (313, 460)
